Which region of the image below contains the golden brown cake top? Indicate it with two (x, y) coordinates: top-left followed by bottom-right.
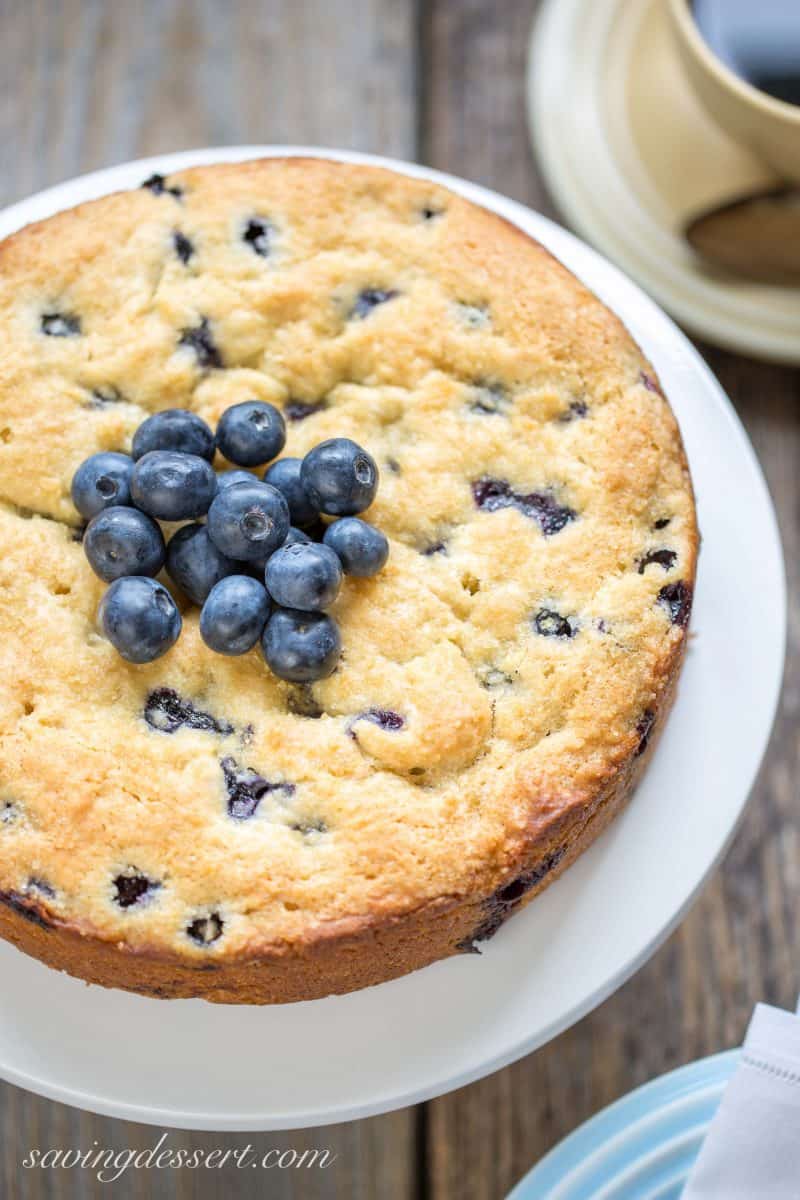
(0, 158), (696, 959)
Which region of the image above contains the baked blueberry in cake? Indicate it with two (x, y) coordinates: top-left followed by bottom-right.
(0, 159), (697, 1003)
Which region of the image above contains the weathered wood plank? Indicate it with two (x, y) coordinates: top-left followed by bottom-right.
(0, 0), (418, 210)
(1, 1088), (418, 1200)
(420, 0), (549, 210)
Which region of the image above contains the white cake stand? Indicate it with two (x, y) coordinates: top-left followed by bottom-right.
(0, 147), (785, 1129)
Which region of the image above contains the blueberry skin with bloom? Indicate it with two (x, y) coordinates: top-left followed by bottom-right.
(242, 526), (311, 582)
(70, 451), (134, 520)
(199, 575), (271, 656)
(206, 480), (289, 562)
(84, 507), (166, 582)
(166, 523), (238, 604)
(216, 401), (286, 467)
(265, 542), (342, 611)
(263, 457), (318, 528)
(131, 451), (218, 521)
(261, 607), (342, 682)
(216, 469), (256, 492)
(323, 518), (389, 577)
(300, 438), (378, 516)
(283, 526), (312, 548)
(131, 409), (215, 462)
(99, 576), (182, 664)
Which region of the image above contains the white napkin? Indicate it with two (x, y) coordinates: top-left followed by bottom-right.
(683, 1001), (800, 1198)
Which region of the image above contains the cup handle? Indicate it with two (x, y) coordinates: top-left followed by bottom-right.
(625, 0), (784, 235)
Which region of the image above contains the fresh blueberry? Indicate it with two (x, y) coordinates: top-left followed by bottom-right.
(240, 526), (311, 582)
(130, 451), (218, 521)
(283, 526), (312, 548)
(302, 517), (329, 542)
(84, 507), (166, 582)
(262, 608), (341, 682)
(200, 575), (271, 656)
(207, 480), (289, 562)
(98, 577), (182, 663)
(323, 518), (388, 577)
(300, 438), (378, 516)
(166, 523), (238, 604)
(265, 543), (342, 611)
(132, 409), (215, 462)
(217, 469), (256, 491)
(70, 452), (134, 520)
(263, 457), (318, 527)
(216, 401), (286, 467)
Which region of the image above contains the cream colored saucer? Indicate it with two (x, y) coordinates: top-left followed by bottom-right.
(528, 0), (800, 363)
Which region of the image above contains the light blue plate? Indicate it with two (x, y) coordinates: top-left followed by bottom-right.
(508, 1050), (739, 1199)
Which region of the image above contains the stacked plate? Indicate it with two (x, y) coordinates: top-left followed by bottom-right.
(508, 1052), (738, 1199)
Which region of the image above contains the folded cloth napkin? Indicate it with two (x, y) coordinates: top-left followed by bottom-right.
(683, 1001), (800, 1198)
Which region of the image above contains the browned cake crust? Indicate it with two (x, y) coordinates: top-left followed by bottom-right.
(0, 158), (697, 1003)
(0, 661), (682, 1003)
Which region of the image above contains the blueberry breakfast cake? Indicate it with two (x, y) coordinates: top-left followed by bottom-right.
(0, 158), (697, 1004)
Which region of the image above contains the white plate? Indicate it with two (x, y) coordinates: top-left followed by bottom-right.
(0, 147), (785, 1131)
(528, 0), (800, 365)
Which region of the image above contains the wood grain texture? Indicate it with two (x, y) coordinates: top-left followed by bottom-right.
(0, 0), (417, 210)
(0, 0), (798, 1197)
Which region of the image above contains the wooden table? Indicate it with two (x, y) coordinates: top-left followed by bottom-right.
(1, 1), (797, 1196)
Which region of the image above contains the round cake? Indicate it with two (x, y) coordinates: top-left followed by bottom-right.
(0, 158), (697, 1004)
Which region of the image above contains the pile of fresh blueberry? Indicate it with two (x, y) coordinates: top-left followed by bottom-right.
(70, 402), (389, 681)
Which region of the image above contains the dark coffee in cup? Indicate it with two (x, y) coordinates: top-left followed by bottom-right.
(692, 0), (800, 106)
